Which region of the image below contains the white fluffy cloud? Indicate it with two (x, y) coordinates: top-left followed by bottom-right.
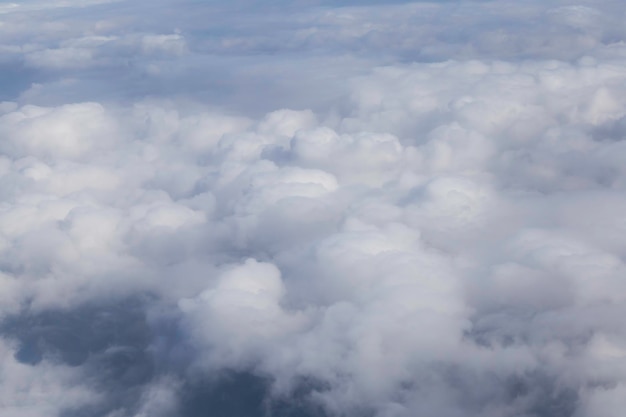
(2, 0), (626, 417)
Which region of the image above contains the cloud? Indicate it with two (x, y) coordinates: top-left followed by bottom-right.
(0, 339), (99, 417)
(2, 0), (626, 416)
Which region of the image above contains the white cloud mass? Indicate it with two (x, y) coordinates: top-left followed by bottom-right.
(1, 0), (626, 416)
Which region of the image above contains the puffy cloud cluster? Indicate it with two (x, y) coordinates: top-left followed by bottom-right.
(2, 0), (626, 416)
(0, 337), (99, 417)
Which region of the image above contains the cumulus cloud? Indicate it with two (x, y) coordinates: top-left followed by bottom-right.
(0, 337), (99, 417)
(2, 0), (626, 416)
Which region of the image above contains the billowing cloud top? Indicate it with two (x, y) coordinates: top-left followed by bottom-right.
(2, 1), (626, 416)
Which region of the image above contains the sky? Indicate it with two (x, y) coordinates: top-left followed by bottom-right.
(1, 0), (626, 416)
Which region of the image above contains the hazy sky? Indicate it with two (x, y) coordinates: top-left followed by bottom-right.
(2, 1), (626, 416)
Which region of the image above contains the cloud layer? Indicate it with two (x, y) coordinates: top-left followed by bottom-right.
(2, 0), (626, 416)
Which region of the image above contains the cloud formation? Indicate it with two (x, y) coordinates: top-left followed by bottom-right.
(2, 0), (626, 416)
